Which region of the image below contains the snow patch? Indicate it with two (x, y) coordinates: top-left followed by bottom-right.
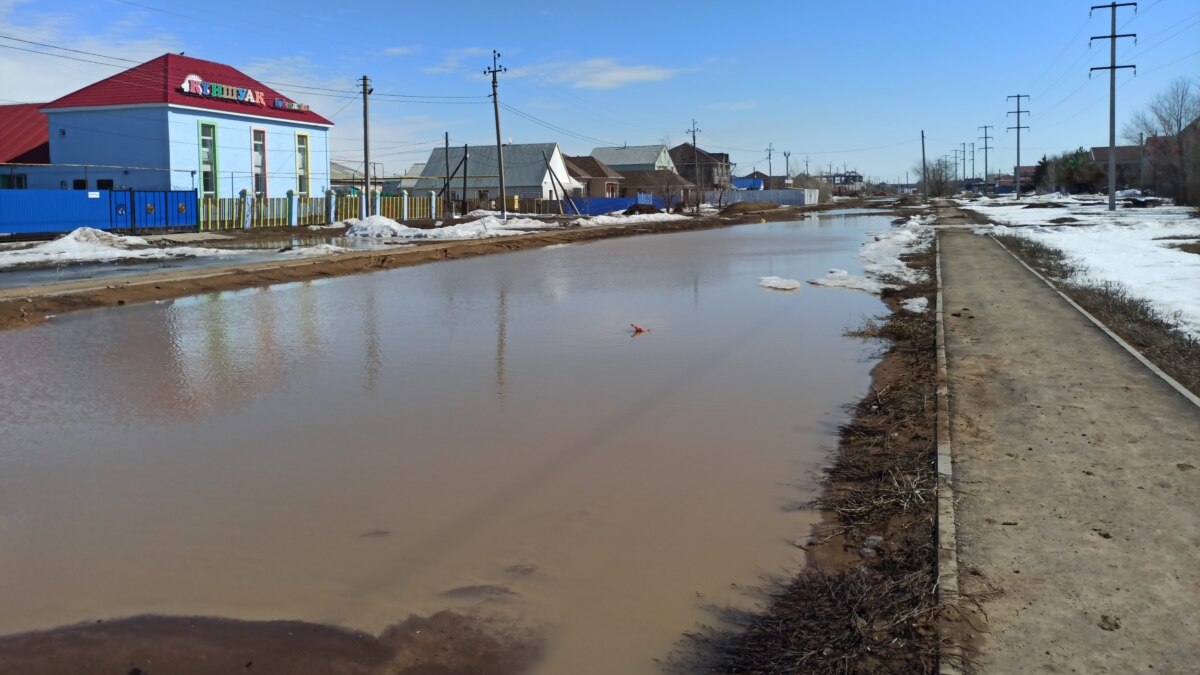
(343, 214), (537, 239)
(901, 297), (929, 313)
(760, 276), (801, 291)
(571, 213), (691, 226)
(807, 268), (890, 293)
(0, 227), (250, 269)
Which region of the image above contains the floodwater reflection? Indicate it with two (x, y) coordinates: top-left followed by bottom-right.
(0, 215), (892, 674)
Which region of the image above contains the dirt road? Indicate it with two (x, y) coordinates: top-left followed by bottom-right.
(939, 227), (1200, 672)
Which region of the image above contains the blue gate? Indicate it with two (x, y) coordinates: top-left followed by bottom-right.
(0, 189), (199, 235)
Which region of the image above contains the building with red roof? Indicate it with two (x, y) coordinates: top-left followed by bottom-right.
(1, 53), (331, 196)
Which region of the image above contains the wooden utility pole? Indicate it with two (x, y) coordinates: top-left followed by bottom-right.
(485, 51), (507, 220)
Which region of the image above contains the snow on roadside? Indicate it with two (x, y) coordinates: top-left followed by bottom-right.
(807, 214), (933, 294)
(961, 195), (1200, 336)
(570, 212), (691, 226)
(759, 276), (801, 291)
(343, 214), (537, 239)
(0, 227), (252, 269)
(902, 297), (929, 313)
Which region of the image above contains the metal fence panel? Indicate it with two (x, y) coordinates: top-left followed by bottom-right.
(297, 197), (326, 226)
(0, 189), (112, 234)
(702, 189), (819, 206)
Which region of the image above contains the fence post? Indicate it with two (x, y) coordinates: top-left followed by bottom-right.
(287, 189), (298, 227)
(429, 191), (438, 218)
(401, 190), (409, 221)
(359, 192), (366, 220)
(372, 189), (381, 220)
(240, 189), (252, 229)
(326, 189), (337, 224)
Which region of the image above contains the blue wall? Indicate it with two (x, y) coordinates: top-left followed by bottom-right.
(168, 108), (330, 199)
(16, 105), (330, 198)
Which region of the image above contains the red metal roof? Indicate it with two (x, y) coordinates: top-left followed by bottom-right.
(41, 54), (332, 125)
(0, 104), (51, 164)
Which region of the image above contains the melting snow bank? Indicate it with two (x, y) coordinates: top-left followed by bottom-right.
(807, 215), (933, 295)
(759, 276), (801, 291)
(808, 268), (890, 293)
(901, 297), (929, 313)
(986, 220), (1200, 338)
(0, 228), (251, 269)
(342, 215), (536, 239)
(570, 213), (692, 226)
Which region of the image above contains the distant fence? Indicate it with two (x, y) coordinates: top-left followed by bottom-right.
(703, 188), (820, 207)
(0, 189), (198, 235)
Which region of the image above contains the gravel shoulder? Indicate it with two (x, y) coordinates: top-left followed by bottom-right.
(939, 226), (1200, 673)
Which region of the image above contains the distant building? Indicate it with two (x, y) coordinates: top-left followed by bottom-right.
(589, 145), (676, 173)
(564, 155), (623, 198)
(732, 176), (764, 190)
(1089, 145), (1146, 190)
(618, 169), (693, 205)
(668, 143), (732, 189)
(827, 171), (864, 194)
(414, 142), (582, 202)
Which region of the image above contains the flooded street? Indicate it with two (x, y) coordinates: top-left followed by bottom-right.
(0, 213), (888, 673)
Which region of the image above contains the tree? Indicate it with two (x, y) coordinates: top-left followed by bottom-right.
(913, 157), (955, 198)
(1122, 77), (1200, 202)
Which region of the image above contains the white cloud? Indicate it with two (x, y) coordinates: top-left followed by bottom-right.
(511, 58), (685, 90)
(0, 1), (183, 103)
(384, 46), (419, 57)
(420, 47), (492, 75)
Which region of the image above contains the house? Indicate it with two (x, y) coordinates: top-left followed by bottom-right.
(564, 155), (623, 198)
(743, 170), (792, 190)
(618, 169), (694, 206)
(1089, 145), (1146, 189)
(399, 162), (426, 190)
(0, 53), (332, 197)
(827, 171), (864, 194)
(669, 143), (732, 189)
(413, 142), (582, 202)
(589, 145), (676, 173)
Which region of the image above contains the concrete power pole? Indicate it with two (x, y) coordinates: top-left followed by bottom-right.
(485, 51), (508, 220)
(360, 75), (372, 216)
(979, 125), (993, 188)
(1007, 94), (1030, 199)
(961, 141), (967, 185)
(921, 130), (928, 201)
(686, 119), (701, 212)
(765, 143), (774, 187)
(1090, 2), (1137, 211)
(783, 151), (791, 184)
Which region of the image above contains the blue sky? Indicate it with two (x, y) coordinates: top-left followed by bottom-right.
(2, 0), (1198, 182)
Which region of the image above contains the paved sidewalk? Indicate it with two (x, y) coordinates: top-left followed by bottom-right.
(939, 228), (1200, 673)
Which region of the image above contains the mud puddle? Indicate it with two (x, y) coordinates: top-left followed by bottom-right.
(0, 215), (891, 673)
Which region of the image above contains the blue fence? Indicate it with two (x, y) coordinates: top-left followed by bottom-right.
(566, 195), (668, 215)
(0, 189), (199, 235)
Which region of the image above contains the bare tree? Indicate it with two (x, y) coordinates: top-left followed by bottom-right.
(1122, 77), (1200, 202)
(914, 157), (956, 198)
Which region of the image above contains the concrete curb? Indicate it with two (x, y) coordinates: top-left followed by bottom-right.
(935, 231), (965, 675)
(989, 235), (1200, 411)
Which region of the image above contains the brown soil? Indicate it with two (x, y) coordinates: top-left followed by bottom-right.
(0, 202), (860, 332)
(674, 246), (940, 673)
(622, 203), (661, 215)
(718, 201), (780, 216)
(0, 612), (541, 675)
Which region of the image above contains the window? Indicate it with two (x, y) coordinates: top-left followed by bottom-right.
(605, 182), (618, 198)
(72, 179), (87, 190)
(477, 189), (489, 200)
(199, 122), (217, 198)
(296, 133), (310, 196)
(97, 179), (114, 190)
(0, 174), (27, 189)
(252, 129), (267, 197)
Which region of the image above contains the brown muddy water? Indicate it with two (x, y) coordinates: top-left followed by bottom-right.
(0, 213), (888, 673)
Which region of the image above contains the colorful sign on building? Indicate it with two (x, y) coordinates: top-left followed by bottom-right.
(180, 74), (308, 112)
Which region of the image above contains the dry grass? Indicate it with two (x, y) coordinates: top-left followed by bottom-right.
(670, 248), (940, 674)
(995, 234), (1200, 395)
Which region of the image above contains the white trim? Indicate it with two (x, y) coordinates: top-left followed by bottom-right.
(41, 102), (333, 128)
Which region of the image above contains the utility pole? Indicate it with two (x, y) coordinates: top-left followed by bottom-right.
(765, 143), (774, 186)
(444, 132), (450, 217)
(952, 149), (960, 182)
(691, 118), (700, 211)
(970, 142), (976, 181)
(783, 151), (791, 184)
(920, 130), (928, 201)
(960, 141), (967, 185)
(979, 125), (993, 188)
(1090, 2), (1137, 211)
(359, 75), (372, 215)
(1007, 94), (1030, 199)
(485, 51), (507, 220)
(804, 155), (810, 176)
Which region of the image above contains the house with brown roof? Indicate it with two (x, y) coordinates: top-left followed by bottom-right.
(0, 53), (332, 196)
(564, 155), (623, 198)
(669, 143), (732, 189)
(1089, 145), (1147, 190)
(619, 169), (694, 206)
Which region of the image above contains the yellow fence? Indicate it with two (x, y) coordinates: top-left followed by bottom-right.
(250, 197), (289, 228)
(377, 194), (434, 220)
(199, 197), (242, 231)
(335, 194), (360, 222)
(297, 197), (326, 226)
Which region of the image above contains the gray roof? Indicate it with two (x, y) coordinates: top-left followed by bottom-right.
(590, 145), (669, 168)
(414, 143), (562, 190)
(330, 161), (361, 181)
(400, 162), (426, 188)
